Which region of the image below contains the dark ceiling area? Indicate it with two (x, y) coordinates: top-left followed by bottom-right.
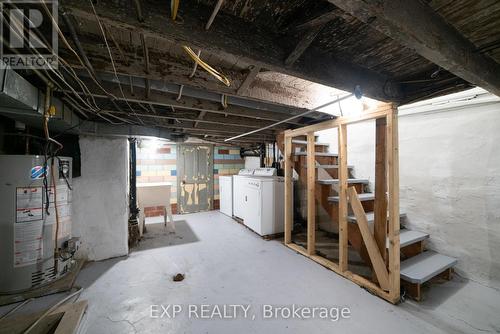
(6, 0), (500, 145)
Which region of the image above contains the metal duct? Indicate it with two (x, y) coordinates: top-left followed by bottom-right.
(0, 64), (177, 140)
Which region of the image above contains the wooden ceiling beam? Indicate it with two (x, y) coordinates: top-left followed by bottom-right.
(285, 23), (327, 67)
(63, 0), (403, 101)
(327, 0), (500, 97)
(60, 79), (305, 125)
(101, 109), (288, 130)
(236, 65), (261, 95)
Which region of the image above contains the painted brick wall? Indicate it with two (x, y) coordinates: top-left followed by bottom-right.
(136, 142), (177, 215)
(136, 143), (243, 215)
(213, 146), (245, 209)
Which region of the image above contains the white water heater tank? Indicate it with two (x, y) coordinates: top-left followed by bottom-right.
(0, 155), (74, 293)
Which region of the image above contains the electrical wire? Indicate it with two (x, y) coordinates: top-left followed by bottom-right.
(39, 2), (141, 123)
(40, 1), (115, 100)
(88, 0), (145, 125)
(2, 4), (101, 113)
(0, 19), (100, 115)
(182, 46), (231, 86)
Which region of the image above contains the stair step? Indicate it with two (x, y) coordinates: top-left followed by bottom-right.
(400, 251), (457, 284)
(388, 229), (429, 249)
(293, 152), (338, 157)
(347, 212), (407, 224)
(303, 164), (354, 169)
(329, 193), (374, 202)
(292, 140), (329, 147)
(318, 178), (369, 185)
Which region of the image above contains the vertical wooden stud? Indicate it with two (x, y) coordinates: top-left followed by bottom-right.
(374, 117), (387, 261)
(387, 104), (400, 302)
(338, 124), (348, 271)
(306, 132), (316, 255)
(284, 132), (293, 245)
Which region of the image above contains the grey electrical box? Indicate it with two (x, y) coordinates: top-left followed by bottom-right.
(0, 155), (74, 293)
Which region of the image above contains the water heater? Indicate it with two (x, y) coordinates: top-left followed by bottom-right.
(0, 155), (76, 293)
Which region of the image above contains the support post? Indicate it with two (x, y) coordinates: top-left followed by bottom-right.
(306, 132), (316, 255)
(338, 124), (348, 271)
(374, 118), (387, 261)
(386, 104), (400, 302)
(284, 133), (293, 244)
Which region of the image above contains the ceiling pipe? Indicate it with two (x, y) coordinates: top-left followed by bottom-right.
(225, 86), (363, 142)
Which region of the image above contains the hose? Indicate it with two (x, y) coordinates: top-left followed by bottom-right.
(23, 287), (83, 334)
(182, 46), (231, 86)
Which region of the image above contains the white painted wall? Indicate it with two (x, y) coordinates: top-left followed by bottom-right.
(72, 136), (129, 261)
(316, 88), (500, 290)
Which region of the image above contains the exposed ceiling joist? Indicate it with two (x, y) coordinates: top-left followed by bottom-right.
(236, 65), (261, 95)
(327, 0), (500, 97)
(102, 109), (287, 130)
(63, 0), (403, 101)
(62, 78), (306, 125)
(285, 23), (327, 67)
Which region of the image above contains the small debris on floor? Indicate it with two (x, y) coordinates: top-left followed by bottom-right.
(173, 273), (185, 282)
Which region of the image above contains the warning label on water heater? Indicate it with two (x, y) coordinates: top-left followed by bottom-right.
(14, 221), (43, 267)
(15, 187), (44, 267)
(16, 187), (43, 222)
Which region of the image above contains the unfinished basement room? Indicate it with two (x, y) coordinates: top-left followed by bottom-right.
(1, 0), (500, 333)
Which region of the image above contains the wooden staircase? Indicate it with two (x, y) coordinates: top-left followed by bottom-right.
(284, 135), (457, 301)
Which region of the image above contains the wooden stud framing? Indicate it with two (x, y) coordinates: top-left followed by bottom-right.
(337, 124), (348, 271)
(306, 132), (316, 255)
(387, 104), (401, 303)
(284, 132), (293, 245)
(283, 104), (400, 304)
(374, 117), (387, 261)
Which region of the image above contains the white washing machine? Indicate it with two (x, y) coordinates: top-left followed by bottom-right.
(219, 175), (233, 217)
(232, 169), (255, 219)
(232, 168), (285, 236)
(242, 175), (284, 236)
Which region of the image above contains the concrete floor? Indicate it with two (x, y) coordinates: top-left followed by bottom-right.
(2, 211), (500, 333)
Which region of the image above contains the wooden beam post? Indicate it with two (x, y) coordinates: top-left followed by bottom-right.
(386, 104), (400, 302)
(306, 132), (316, 255)
(348, 187), (390, 291)
(338, 124), (348, 271)
(284, 133), (293, 245)
(374, 117), (387, 261)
